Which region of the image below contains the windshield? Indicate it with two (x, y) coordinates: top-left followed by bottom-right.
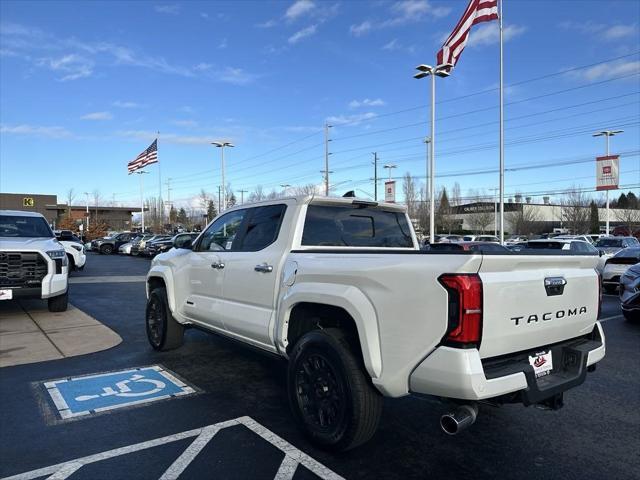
(0, 215), (54, 238)
(596, 239), (622, 247)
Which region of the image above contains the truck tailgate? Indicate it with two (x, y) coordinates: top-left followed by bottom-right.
(478, 254), (599, 359)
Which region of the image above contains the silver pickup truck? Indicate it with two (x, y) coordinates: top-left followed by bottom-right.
(146, 196), (605, 450)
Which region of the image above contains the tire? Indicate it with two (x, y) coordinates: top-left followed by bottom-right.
(48, 290), (68, 312)
(603, 284), (617, 294)
(622, 309), (639, 321)
(288, 328), (382, 451)
(146, 287), (184, 350)
(100, 244), (114, 255)
(66, 254), (75, 271)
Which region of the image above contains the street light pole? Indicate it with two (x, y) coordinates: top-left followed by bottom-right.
(414, 63), (451, 243)
(135, 171), (149, 232)
(383, 164), (397, 181)
(212, 141), (234, 212)
(593, 130), (623, 236)
(372, 152), (378, 201)
(280, 184), (291, 196)
(83, 192), (90, 233)
(324, 123), (332, 196)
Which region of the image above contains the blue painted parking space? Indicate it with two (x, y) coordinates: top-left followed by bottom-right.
(43, 365), (196, 419)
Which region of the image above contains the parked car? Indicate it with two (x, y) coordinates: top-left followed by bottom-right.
(612, 225), (640, 241)
(439, 234), (464, 243)
(595, 236), (640, 254)
(142, 235), (172, 256)
(145, 233), (198, 257)
(462, 235), (500, 243)
(118, 242), (133, 255)
(505, 235), (528, 245)
(553, 235), (594, 244)
(620, 263), (640, 321)
(146, 196), (605, 450)
(54, 230), (86, 271)
(130, 234), (154, 256)
(602, 247), (640, 293)
(91, 232), (136, 254)
(525, 239), (604, 271)
(0, 210), (69, 311)
(428, 241), (510, 253)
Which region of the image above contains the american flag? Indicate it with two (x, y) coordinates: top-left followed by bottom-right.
(127, 139), (158, 174)
(437, 0), (498, 73)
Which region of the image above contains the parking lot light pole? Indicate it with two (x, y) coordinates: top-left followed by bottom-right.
(280, 184), (291, 196)
(593, 130), (623, 236)
(414, 63), (451, 243)
(383, 164), (397, 181)
(83, 192), (90, 233)
(212, 141), (234, 212)
(135, 171), (149, 232)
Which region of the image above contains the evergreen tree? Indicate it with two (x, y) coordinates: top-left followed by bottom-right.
(207, 200), (217, 221)
(177, 207), (188, 225)
(169, 206), (177, 223)
(617, 193), (628, 209)
(626, 192), (638, 209)
(589, 201), (600, 233)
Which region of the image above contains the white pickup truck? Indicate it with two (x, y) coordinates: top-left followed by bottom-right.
(146, 196), (605, 450)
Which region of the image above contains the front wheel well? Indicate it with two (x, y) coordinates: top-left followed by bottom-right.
(147, 276), (166, 295)
(285, 302), (361, 356)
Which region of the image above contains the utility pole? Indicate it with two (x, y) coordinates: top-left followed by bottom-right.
(135, 171), (149, 232)
(218, 186), (222, 213)
(324, 123), (332, 196)
(372, 152), (378, 201)
(83, 192), (90, 233)
(239, 189), (248, 204)
(593, 130), (624, 236)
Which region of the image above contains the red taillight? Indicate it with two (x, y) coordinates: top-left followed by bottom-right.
(438, 274), (483, 347)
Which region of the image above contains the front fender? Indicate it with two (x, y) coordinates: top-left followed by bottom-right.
(277, 282), (382, 379)
(146, 266), (177, 314)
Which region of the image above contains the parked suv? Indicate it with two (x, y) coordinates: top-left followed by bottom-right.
(0, 211), (69, 311)
(54, 230), (86, 271)
(92, 232), (136, 254)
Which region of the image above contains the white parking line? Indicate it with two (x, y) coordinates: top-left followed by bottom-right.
(1, 416), (344, 480)
(599, 315), (623, 323)
(69, 276), (146, 284)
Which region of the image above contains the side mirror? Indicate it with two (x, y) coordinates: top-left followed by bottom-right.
(599, 250), (603, 257)
(174, 238), (192, 250)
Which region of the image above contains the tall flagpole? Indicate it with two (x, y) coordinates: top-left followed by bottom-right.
(498, 0), (505, 244)
(157, 131), (163, 231)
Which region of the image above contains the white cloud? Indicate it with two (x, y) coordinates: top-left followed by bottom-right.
(382, 39), (401, 51)
(218, 38), (228, 49)
(119, 130), (216, 145)
(154, 4), (180, 14)
(566, 60), (640, 82)
(179, 106), (195, 114)
(36, 54), (94, 81)
(468, 23), (526, 47)
(603, 24), (638, 40)
(113, 100), (142, 108)
(256, 19), (278, 28)
(81, 111), (113, 121)
(172, 119), (199, 128)
(559, 21), (638, 41)
(326, 112), (377, 126)
(193, 62), (213, 71)
(288, 24), (318, 44)
(350, 21), (372, 37)
(217, 66), (257, 85)
(200, 12), (209, 19)
(285, 0), (315, 21)
(349, 98), (385, 109)
(0, 124), (73, 138)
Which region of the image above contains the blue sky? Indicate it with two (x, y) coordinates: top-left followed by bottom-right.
(1, 0), (639, 209)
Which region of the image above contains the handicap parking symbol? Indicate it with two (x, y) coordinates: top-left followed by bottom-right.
(43, 365), (196, 419)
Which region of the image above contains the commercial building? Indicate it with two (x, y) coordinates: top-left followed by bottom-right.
(0, 193), (140, 231)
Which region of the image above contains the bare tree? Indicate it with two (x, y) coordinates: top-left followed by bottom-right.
(65, 188), (75, 218)
(560, 187), (590, 234)
(416, 184), (430, 234)
(249, 185), (265, 202)
(402, 173), (418, 220)
(92, 190), (101, 221)
(450, 182), (462, 207)
(466, 189), (494, 233)
(198, 189), (210, 213)
(293, 184), (319, 196)
(614, 206), (640, 233)
(507, 205), (541, 236)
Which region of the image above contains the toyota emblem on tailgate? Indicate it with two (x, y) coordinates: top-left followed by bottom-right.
(544, 276), (566, 296)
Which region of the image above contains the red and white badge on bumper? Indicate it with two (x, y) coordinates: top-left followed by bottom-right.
(0, 289), (13, 300)
(529, 350), (553, 378)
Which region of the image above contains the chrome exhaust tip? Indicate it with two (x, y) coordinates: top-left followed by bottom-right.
(440, 404), (478, 435)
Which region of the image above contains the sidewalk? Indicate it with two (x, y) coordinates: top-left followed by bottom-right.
(0, 300), (122, 368)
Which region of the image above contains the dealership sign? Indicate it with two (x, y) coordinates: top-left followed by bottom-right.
(596, 155), (619, 191)
(384, 181), (396, 203)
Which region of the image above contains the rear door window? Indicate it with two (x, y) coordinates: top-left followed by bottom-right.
(238, 205), (286, 251)
(302, 204), (413, 248)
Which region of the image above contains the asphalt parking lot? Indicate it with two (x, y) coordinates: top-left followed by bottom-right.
(0, 252), (639, 480)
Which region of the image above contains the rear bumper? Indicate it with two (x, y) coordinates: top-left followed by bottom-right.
(409, 322), (605, 403)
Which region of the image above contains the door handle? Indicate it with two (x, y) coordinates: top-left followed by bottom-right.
(211, 262), (225, 269)
(254, 263), (273, 273)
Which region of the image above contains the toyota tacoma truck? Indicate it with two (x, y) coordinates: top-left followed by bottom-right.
(1, 210), (69, 311)
(145, 196), (605, 450)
